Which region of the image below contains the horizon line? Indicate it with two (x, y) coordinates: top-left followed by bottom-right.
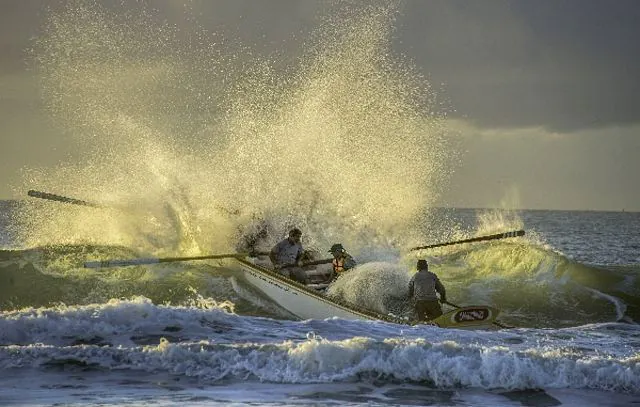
(0, 198), (637, 214)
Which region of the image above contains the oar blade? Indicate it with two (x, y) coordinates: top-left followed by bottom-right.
(27, 189), (102, 208)
(443, 301), (513, 329)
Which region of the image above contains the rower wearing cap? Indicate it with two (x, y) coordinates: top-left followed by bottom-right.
(328, 243), (357, 282)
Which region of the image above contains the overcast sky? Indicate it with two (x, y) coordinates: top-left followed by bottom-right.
(1, 0), (639, 211)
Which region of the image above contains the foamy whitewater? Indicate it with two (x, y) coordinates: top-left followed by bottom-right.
(1, 2), (639, 406)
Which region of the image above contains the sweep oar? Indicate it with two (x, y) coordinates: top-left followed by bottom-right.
(410, 230), (525, 252)
(84, 251), (270, 268)
(444, 300), (513, 329)
(27, 190), (104, 208)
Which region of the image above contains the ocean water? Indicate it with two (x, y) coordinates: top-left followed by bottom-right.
(2, 2), (640, 405)
(1, 202), (639, 406)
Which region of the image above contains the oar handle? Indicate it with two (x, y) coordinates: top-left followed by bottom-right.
(410, 230), (524, 251)
(248, 251), (271, 257)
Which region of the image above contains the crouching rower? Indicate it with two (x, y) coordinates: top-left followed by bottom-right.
(327, 243), (357, 282)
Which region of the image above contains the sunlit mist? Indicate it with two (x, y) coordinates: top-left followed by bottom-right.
(13, 1), (457, 255)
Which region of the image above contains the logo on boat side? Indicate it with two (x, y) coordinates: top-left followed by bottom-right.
(247, 270), (298, 295)
(453, 308), (489, 322)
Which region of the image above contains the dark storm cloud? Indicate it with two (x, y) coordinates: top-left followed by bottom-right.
(1, 0), (639, 209)
(397, 0), (640, 131)
(0, 0), (324, 73)
(2, 1), (638, 131)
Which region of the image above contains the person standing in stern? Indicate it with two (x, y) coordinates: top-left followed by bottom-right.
(408, 259), (447, 322)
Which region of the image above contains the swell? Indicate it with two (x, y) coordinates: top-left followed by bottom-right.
(0, 245), (241, 312)
(2, 241), (638, 328)
(430, 240), (640, 326)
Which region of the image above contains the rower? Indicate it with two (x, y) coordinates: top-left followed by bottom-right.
(269, 228), (307, 284)
(327, 243), (357, 282)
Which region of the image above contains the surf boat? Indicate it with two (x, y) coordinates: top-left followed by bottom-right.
(230, 257), (503, 330)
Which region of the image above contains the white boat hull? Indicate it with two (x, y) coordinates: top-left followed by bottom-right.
(233, 258), (382, 321)
(231, 258), (503, 329)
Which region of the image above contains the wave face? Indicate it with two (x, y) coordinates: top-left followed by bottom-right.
(1, 298), (639, 395)
(2, 235), (638, 327)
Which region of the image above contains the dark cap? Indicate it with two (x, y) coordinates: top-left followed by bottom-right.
(289, 228), (302, 237)
(328, 243), (344, 253)
(416, 259), (428, 270)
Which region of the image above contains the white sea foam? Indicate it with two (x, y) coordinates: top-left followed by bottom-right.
(1, 332), (638, 394)
(326, 262), (410, 315)
(1, 299), (638, 393)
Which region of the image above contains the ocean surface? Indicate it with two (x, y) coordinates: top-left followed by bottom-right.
(1, 202), (639, 407)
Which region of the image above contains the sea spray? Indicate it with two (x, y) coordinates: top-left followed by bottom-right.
(13, 1), (457, 255)
(327, 262), (412, 316)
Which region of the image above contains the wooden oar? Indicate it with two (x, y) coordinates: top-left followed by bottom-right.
(444, 300), (513, 329)
(84, 251), (270, 268)
(410, 230), (525, 252)
(27, 190), (103, 208)
(28, 189), (238, 216)
(280, 258), (333, 269)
